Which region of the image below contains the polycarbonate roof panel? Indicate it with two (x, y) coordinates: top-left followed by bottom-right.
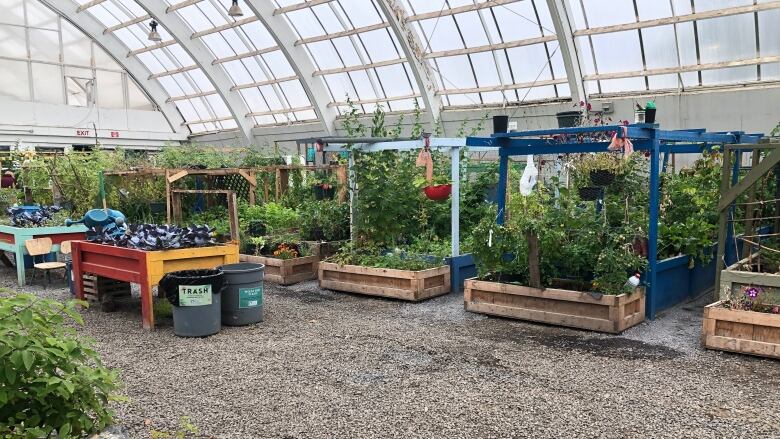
(273, 0), (418, 115)
(401, 0), (566, 106)
(571, 0), (776, 93)
(63, 0), (780, 133)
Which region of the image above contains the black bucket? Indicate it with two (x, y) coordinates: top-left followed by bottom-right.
(218, 263), (265, 326)
(493, 115), (509, 134)
(556, 111), (581, 128)
(645, 108), (657, 124)
(160, 269), (225, 337)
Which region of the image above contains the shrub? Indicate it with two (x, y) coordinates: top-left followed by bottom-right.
(0, 294), (121, 437)
(298, 200), (349, 242)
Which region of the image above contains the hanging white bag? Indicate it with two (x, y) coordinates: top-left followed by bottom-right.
(519, 155), (538, 196)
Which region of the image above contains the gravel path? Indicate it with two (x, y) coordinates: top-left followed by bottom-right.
(3, 268), (779, 438)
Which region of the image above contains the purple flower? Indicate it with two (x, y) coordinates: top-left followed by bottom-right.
(744, 286), (761, 299)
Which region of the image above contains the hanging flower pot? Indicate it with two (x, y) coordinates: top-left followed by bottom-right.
(423, 184), (452, 201)
(589, 169), (615, 186)
(578, 186), (602, 201)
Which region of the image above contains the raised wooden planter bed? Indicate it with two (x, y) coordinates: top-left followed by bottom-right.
(71, 241), (239, 330)
(464, 279), (645, 333)
(318, 262), (450, 301)
(702, 302), (780, 359)
(240, 254), (318, 285)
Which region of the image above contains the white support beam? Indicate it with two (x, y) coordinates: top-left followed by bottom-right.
(167, 0), (204, 13)
(294, 23), (389, 46)
(128, 40), (176, 56)
(104, 14), (150, 34)
(41, 0), (186, 135)
(135, 0), (255, 145)
(575, 1), (780, 37)
(246, 106), (314, 117)
(426, 35), (557, 59)
(584, 55), (780, 81)
(212, 46), (279, 65)
(406, 0), (519, 22)
(148, 65), (199, 79)
(547, 0), (587, 106)
(274, 0), (333, 15)
(435, 78), (568, 95)
(329, 93), (421, 107)
(313, 58), (406, 76)
(231, 75), (299, 91)
(244, 0), (339, 134)
(190, 16), (258, 39)
(76, 0), (105, 12)
(376, 0), (442, 130)
(167, 90), (218, 102)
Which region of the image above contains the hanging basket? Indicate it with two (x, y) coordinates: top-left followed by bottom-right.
(578, 186), (602, 201)
(423, 184), (452, 201)
(589, 169), (616, 186)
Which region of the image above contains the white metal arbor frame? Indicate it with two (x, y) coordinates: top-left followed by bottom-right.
(52, 0), (780, 139)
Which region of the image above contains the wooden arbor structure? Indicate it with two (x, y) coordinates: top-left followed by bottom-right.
(105, 164), (347, 222)
(714, 138), (780, 300)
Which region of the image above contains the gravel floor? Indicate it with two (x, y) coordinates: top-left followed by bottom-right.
(3, 266), (780, 439)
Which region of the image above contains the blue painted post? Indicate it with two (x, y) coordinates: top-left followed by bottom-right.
(496, 152), (509, 225)
(662, 151), (670, 173)
(647, 133), (662, 319)
(724, 149), (741, 264)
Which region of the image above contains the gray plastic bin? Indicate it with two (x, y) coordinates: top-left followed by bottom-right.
(218, 262), (264, 326)
(160, 269), (224, 337)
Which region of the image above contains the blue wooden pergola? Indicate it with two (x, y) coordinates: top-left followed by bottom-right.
(467, 123), (762, 318)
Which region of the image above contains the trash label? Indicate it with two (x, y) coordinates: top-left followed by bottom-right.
(239, 286), (263, 309)
(178, 284), (212, 307)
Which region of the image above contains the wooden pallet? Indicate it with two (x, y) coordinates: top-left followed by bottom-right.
(702, 302), (780, 359)
(82, 274), (131, 303)
(240, 254), (318, 285)
(318, 262), (450, 301)
(464, 279), (645, 334)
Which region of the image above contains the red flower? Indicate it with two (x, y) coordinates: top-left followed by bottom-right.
(579, 100), (585, 107)
(586, 103), (592, 111)
(644, 151), (651, 158)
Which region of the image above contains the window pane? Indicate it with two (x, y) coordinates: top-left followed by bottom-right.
(97, 70), (124, 109)
(32, 62), (63, 104)
(29, 28), (61, 63)
(0, 59), (30, 101)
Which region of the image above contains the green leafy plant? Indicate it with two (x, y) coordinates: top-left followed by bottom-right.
(0, 294), (122, 437)
(150, 416), (199, 439)
(297, 200), (349, 242)
(328, 242), (442, 271)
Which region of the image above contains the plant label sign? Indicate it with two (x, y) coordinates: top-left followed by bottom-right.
(178, 285), (212, 307)
(239, 286), (263, 308)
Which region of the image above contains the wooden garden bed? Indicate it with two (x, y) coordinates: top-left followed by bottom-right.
(318, 262), (450, 301)
(464, 279), (645, 333)
(71, 241), (239, 330)
(240, 254), (318, 285)
(702, 302), (780, 359)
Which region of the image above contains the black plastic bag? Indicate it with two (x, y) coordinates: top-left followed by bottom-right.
(160, 269), (225, 307)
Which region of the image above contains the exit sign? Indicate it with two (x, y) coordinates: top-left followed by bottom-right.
(76, 130), (90, 137)
(110, 131), (120, 138)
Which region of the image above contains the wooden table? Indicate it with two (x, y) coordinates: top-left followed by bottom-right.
(71, 241), (239, 330)
(0, 224), (87, 286)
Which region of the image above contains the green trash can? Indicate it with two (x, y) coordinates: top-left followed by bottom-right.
(218, 263), (264, 326)
(160, 269), (225, 337)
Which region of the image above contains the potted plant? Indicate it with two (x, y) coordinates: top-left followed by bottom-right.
(574, 153), (623, 186)
(415, 175), (452, 201)
(312, 172), (336, 200)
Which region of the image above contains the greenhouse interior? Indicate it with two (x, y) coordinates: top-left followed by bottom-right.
(1, 0), (779, 437)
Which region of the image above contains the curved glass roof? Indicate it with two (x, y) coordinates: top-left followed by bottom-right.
(24, 0), (780, 135)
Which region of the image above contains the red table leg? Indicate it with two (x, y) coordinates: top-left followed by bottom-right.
(139, 253), (154, 330)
